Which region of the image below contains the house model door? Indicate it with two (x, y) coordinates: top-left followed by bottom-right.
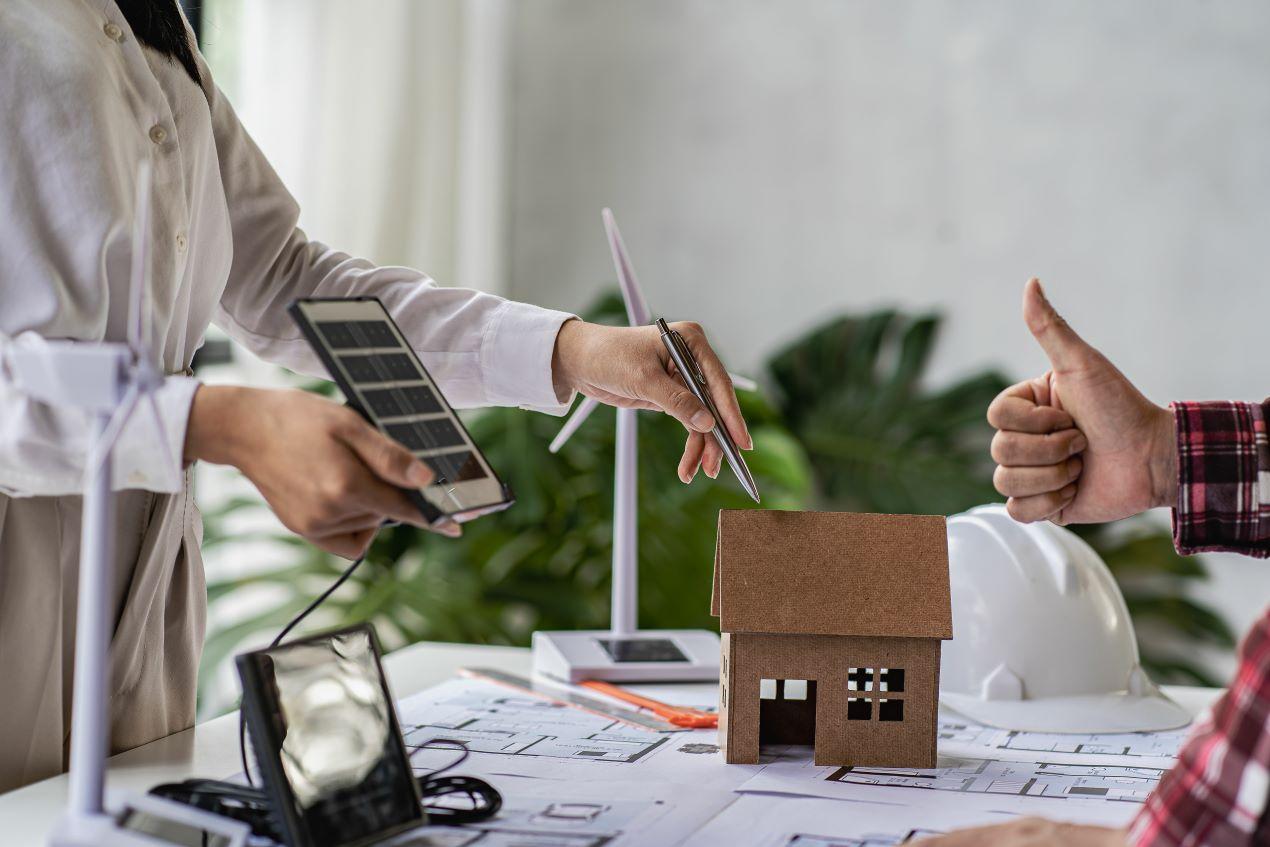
(758, 678), (818, 745)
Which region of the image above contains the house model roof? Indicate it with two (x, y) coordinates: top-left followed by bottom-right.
(710, 510), (952, 639)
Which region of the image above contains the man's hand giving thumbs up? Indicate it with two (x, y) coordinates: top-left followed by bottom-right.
(987, 279), (1178, 524)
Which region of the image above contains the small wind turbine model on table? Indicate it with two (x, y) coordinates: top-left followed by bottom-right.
(8, 163), (251, 845)
(531, 209), (758, 684)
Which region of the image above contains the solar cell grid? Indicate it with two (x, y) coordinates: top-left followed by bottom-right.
(294, 299), (504, 508)
(315, 321), (358, 349)
(361, 386), (442, 418)
(379, 353), (418, 380)
(316, 320), (401, 350)
(385, 418), (466, 452)
(350, 320), (399, 348)
(338, 353), (419, 384)
(426, 451), (485, 483)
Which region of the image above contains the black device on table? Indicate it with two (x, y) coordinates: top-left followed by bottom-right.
(288, 297), (514, 527)
(227, 624), (500, 846)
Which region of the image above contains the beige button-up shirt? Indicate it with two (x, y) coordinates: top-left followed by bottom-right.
(0, 0), (574, 498)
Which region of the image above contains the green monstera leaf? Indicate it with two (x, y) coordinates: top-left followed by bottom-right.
(767, 310), (1007, 516)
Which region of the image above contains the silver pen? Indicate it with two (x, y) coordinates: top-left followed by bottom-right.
(656, 318), (760, 503)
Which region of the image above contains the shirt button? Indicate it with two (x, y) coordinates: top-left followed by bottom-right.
(148, 124), (168, 145)
(103, 22), (124, 42)
(175, 232), (188, 252)
(127, 470), (147, 486)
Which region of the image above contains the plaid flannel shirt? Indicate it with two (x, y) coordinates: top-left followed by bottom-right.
(1129, 401), (1270, 847)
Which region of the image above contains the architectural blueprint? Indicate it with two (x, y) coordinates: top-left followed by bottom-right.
(400, 678), (670, 765)
(397, 678), (767, 790)
(401, 777), (736, 847)
(735, 756), (1160, 827)
(679, 794), (1022, 847)
(936, 713), (1186, 768)
(827, 759), (1163, 803)
(381, 676), (1202, 842)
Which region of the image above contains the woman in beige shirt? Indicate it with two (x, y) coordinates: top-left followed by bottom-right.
(0, 0), (748, 792)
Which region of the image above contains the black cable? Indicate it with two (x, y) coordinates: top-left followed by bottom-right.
(151, 744), (501, 837)
(166, 532), (502, 838)
(408, 737), (471, 777)
(240, 547), (373, 786)
(408, 739), (502, 824)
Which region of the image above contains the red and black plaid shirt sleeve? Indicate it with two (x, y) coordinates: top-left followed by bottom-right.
(1171, 401), (1270, 558)
(1129, 400), (1270, 847)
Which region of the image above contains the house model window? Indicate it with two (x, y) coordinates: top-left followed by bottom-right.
(847, 667), (906, 721)
(759, 679), (810, 701)
(711, 509), (951, 767)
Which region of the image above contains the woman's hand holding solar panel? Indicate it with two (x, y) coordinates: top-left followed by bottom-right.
(184, 385), (459, 558)
(550, 319), (753, 483)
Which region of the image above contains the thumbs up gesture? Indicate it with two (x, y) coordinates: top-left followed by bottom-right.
(987, 279), (1178, 524)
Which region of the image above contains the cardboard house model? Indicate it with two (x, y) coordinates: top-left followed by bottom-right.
(712, 509), (951, 767)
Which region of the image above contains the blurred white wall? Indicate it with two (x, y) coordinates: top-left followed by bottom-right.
(508, 1), (1270, 400)
(503, 0), (1270, 676)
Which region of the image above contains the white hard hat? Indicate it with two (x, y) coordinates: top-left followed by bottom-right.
(940, 503), (1191, 733)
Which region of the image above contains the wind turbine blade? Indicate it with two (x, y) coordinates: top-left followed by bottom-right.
(601, 209), (652, 327)
(547, 211), (656, 454)
(82, 382), (140, 483)
(728, 372), (758, 392)
(128, 161), (154, 351)
(548, 396), (600, 453)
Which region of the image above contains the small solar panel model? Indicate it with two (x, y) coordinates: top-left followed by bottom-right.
(289, 298), (514, 527)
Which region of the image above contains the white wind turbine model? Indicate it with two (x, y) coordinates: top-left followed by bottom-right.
(9, 163), (250, 846)
(531, 209), (757, 684)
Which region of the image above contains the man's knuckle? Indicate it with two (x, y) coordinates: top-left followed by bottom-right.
(1046, 463), (1071, 486)
(1037, 432), (1065, 459)
(989, 433), (1008, 464)
(986, 403), (1003, 428)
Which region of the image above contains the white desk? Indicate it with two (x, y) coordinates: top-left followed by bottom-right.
(0, 640), (1221, 844)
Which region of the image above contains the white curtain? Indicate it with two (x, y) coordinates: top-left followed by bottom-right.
(202, 0), (511, 294)
(193, 1), (514, 717)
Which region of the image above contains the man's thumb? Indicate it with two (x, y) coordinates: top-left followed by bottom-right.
(1022, 278), (1091, 371)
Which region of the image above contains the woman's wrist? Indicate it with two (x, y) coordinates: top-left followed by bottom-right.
(551, 318), (586, 404)
(184, 384), (254, 467)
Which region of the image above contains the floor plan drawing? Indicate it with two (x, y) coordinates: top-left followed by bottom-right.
(423, 828), (609, 847)
(423, 778), (736, 847)
(470, 795), (669, 835)
(783, 830), (943, 847)
(679, 794), (1023, 847)
(399, 679), (669, 765)
(397, 680), (770, 792)
(936, 715), (1185, 767)
(828, 759), (1164, 803)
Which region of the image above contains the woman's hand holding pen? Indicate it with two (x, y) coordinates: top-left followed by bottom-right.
(550, 319), (753, 482)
